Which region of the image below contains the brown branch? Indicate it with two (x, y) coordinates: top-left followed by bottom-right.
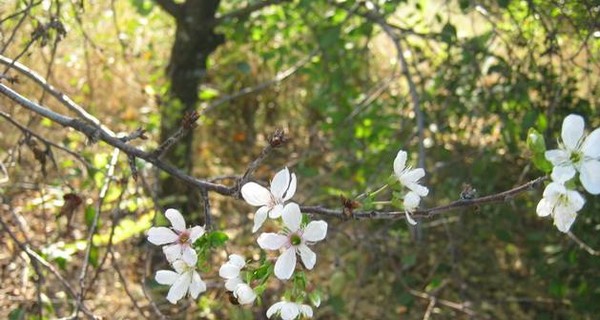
(212, 0), (289, 26)
(567, 232), (600, 256)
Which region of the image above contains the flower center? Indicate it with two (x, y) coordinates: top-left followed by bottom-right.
(569, 151), (582, 165)
(178, 231), (190, 244)
(290, 233), (302, 246)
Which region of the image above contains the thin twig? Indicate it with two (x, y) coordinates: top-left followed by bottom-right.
(567, 232), (600, 256)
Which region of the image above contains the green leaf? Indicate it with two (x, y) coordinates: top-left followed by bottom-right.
(130, 0), (154, 16)
(85, 206), (96, 229)
(441, 22), (457, 44)
(199, 87), (220, 100)
(8, 307), (25, 320)
(88, 244), (99, 268)
(527, 128), (552, 173)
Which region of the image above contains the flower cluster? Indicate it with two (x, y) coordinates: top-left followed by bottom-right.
(219, 254), (257, 305)
(537, 114), (600, 232)
(147, 209), (207, 304)
(240, 167), (327, 319)
(393, 150), (429, 225)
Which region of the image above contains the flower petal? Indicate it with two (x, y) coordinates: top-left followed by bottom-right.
(234, 283), (256, 305)
(406, 182), (429, 197)
(405, 211), (418, 225)
(219, 263), (241, 279)
(155, 270), (178, 285)
(225, 277), (243, 291)
(267, 302), (285, 318)
(182, 246), (198, 265)
(565, 189), (585, 212)
(393, 150), (407, 176)
(580, 160), (600, 195)
(165, 208), (186, 232)
(241, 182), (272, 206)
(299, 304), (313, 317)
(404, 191), (421, 211)
(551, 165), (576, 183)
(166, 272), (190, 304)
(561, 114), (585, 150)
(283, 173), (297, 201)
(189, 271), (206, 299)
(228, 254), (246, 268)
(282, 203), (302, 232)
(271, 167), (290, 199)
(553, 210), (577, 233)
(189, 226), (205, 242)
(543, 182), (566, 199)
(280, 302), (300, 320)
(274, 247), (297, 280)
(270, 204), (284, 219)
(401, 168), (425, 185)
(536, 198), (552, 217)
(298, 244), (316, 270)
(147, 227), (178, 245)
(545, 149), (569, 166)
(303, 221), (328, 242)
(172, 260), (189, 274)
(252, 206), (269, 233)
(257, 233), (288, 250)
(163, 244), (182, 262)
(582, 127), (600, 158)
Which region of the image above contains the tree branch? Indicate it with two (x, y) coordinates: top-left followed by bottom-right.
(212, 0), (289, 26)
(154, 0), (181, 18)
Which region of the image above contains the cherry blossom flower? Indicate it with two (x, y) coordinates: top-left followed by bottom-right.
(266, 301), (313, 320)
(536, 182), (585, 233)
(545, 114), (600, 194)
(147, 208), (205, 265)
(155, 260), (206, 304)
(241, 167), (298, 232)
(257, 203), (327, 280)
(403, 191), (421, 225)
(219, 254), (257, 305)
(394, 150), (429, 197)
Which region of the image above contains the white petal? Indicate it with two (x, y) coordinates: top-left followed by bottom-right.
(252, 206), (269, 233)
(225, 277), (243, 291)
(536, 198), (552, 217)
(299, 304), (313, 317)
(280, 302), (300, 320)
(283, 173), (297, 201)
(551, 165), (576, 183)
(163, 244), (182, 262)
(155, 270), (178, 285)
(404, 191), (421, 211)
(274, 247), (297, 280)
(405, 211), (418, 225)
(562, 114), (584, 150)
(553, 210), (577, 233)
(270, 204), (284, 219)
(188, 226), (205, 242)
(282, 203), (302, 232)
(234, 283), (256, 305)
(406, 182), (429, 197)
(228, 254), (246, 268)
(298, 244), (316, 270)
(241, 182), (272, 206)
(165, 208), (186, 232)
(189, 271), (206, 299)
(166, 272), (190, 304)
(257, 233), (288, 250)
(182, 246), (198, 265)
(401, 168), (425, 185)
(543, 182), (566, 199)
(393, 150), (407, 176)
(303, 221), (328, 242)
(172, 260), (189, 273)
(147, 227), (178, 245)
(545, 149), (569, 165)
(565, 189), (585, 212)
(219, 263), (241, 279)
(582, 127), (600, 158)
(580, 160), (600, 195)
(271, 167), (291, 199)
(267, 302), (285, 318)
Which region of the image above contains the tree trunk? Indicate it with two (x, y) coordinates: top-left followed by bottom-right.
(158, 0), (224, 219)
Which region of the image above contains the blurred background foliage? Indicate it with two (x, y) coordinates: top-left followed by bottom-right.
(1, 0), (599, 319)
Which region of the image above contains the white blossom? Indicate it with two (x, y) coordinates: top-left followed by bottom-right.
(394, 150), (429, 197)
(241, 167), (298, 232)
(219, 254), (257, 305)
(147, 208), (205, 265)
(403, 191), (420, 225)
(536, 182), (585, 233)
(545, 114), (600, 194)
(257, 203), (327, 280)
(266, 301), (313, 320)
(155, 260), (206, 304)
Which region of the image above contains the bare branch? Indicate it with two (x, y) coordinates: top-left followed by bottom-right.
(212, 0), (290, 26)
(567, 232), (600, 256)
(154, 0), (182, 18)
